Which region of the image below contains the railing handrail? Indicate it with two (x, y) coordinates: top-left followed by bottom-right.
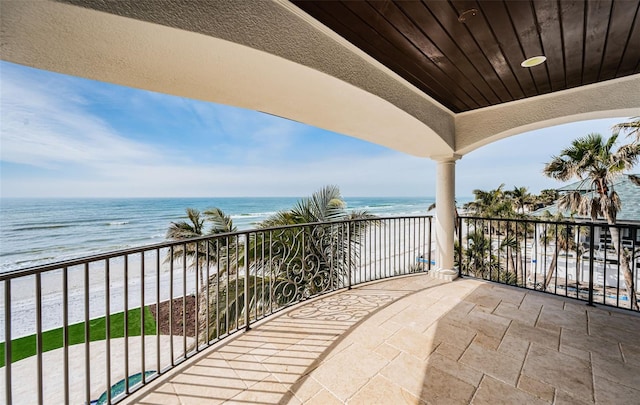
(0, 215), (433, 281)
(460, 214), (640, 229)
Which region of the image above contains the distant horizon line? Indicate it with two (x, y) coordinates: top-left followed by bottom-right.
(1, 195), (469, 200)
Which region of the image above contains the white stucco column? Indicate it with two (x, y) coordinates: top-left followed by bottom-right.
(433, 154), (461, 281)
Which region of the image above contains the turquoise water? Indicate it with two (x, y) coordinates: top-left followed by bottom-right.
(0, 196), (445, 272)
(94, 370), (156, 404)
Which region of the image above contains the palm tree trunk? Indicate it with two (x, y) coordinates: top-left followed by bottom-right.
(544, 253), (558, 291)
(508, 248), (518, 284)
(609, 227), (638, 310)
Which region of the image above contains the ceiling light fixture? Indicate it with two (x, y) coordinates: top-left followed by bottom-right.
(521, 56), (547, 68)
(458, 9), (478, 23)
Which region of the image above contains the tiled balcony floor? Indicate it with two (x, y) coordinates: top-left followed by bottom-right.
(127, 274), (640, 404)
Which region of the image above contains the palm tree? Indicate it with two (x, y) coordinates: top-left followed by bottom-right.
(536, 189), (560, 209)
(200, 186), (377, 340)
(255, 185), (376, 299)
(613, 117), (640, 142)
(507, 186), (533, 214)
(166, 208), (209, 287)
(166, 207), (242, 340)
(543, 133), (640, 309)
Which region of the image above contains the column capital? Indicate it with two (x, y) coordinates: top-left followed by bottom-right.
(432, 153), (462, 163)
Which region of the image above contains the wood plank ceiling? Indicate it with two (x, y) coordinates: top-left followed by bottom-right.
(292, 0), (640, 113)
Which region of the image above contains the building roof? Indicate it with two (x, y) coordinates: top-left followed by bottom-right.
(532, 174), (640, 223)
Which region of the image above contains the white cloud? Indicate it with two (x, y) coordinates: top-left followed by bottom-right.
(0, 71), (160, 169)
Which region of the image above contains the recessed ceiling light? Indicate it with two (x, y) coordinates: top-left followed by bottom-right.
(458, 9), (478, 23)
(521, 56), (547, 68)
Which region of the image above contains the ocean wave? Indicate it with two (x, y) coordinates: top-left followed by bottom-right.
(107, 221), (129, 226)
(12, 224), (71, 231)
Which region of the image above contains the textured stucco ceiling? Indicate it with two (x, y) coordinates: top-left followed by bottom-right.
(1, 0), (639, 159)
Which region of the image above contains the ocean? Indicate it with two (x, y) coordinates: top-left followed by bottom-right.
(0, 196), (439, 273)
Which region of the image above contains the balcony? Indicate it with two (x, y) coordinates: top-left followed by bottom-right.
(1, 216), (639, 404)
(128, 274), (640, 404)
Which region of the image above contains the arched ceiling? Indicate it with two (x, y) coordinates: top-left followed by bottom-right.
(1, 0), (639, 159)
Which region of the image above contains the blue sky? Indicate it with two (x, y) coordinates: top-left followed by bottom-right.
(0, 61), (631, 198)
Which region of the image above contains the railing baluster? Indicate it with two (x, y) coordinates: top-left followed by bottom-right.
(124, 255), (129, 395)
(63, 266), (69, 404)
(182, 244), (187, 358)
(4, 279), (12, 405)
(195, 243), (199, 351)
(206, 241), (210, 344)
(244, 232), (250, 331)
(105, 259), (111, 405)
(84, 262), (91, 405)
(588, 223), (595, 307)
(169, 246), (174, 367)
(348, 223), (352, 290)
(35, 272), (43, 405)
(155, 249), (161, 375)
(141, 252), (146, 383)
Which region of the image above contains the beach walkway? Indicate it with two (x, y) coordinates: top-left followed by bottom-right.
(124, 274), (640, 404)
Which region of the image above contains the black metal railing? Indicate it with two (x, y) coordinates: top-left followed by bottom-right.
(0, 216), (432, 405)
(457, 215), (640, 312)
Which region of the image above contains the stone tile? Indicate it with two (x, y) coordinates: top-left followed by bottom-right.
(561, 328), (623, 361)
(536, 306), (587, 334)
(426, 352), (483, 386)
(473, 375), (549, 405)
(594, 374), (640, 404)
(228, 377), (290, 404)
(380, 352), (427, 397)
(464, 289), (502, 311)
(421, 366), (476, 405)
(591, 352), (640, 389)
(497, 334), (530, 363)
(387, 305), (440, 332)
(305, 389), (343, 405)
(522, 344), (593, 403)
(289, 376), (324, 403)
(505, 320), (560, 350)
(559, 342), (591, 362)
(472, 332), (501, 350)
(348, 374), (424, 405)
(341, 323), (394, 350)
(136, 384), (182, 405)
(486, 284), (527, 305)
(387, 327), (438, 360)
(493, 301), (539, 326)
(520, 293), (564, 311)
(588, 310), (640, 336)
(226, 353), (272, 383)
(517, 374), (555, 403)
(374, 342), (401, 361)
(434, 342), (467, 361)
(554, 389), (594, 405)
(424, 320), (476, 351)
(459, 343), (524, 386)
(312, 346), (388, 401)
(466, 308), (512, 339)
(620, 342), (640, 364)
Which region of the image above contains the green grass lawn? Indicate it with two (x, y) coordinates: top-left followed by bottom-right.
(0, 307), (156, 367)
